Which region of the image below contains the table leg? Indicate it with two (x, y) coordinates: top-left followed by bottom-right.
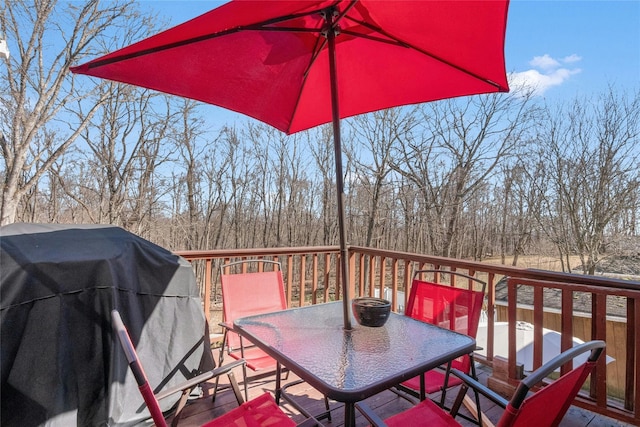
(344, 402), (356, 427)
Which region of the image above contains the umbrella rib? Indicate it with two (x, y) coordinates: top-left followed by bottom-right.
(338, 29), (406, 47)
(304, 37), (328, 78)
(285, 3), (357, 134)
(248, 26), (320, 33)
(85, 8), (331, 69)
(332, 1), (359, 31)
(301, 2), (356, 76)
(284, 36), (327, 134)
(343, 15), (508, 91)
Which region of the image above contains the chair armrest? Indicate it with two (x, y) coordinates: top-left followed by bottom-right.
(449, 368), (509, 409)
(155, 359), (246, 401)
(219, 321), (234, 331)
(355, 402), (388, 427)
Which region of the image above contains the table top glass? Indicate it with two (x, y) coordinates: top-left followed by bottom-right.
(233, 301), (475, 402)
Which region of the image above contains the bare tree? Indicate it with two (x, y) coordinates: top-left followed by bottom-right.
(69, 82), (174, 232)
(496, 157), (544, 266)
(537, 88), (640, 274)
(392, 90), (536, 257)
(0, 0), (141, 225)
(167, 99), (209, 250)
(348, 107), (419, 248)
(191, 129), (234, 250)
(308, 126), (339, 246)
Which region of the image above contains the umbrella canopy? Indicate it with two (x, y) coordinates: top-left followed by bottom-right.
(71, 0), (510, 329)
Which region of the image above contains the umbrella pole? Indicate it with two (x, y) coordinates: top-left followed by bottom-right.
(326, 9), (352, 330)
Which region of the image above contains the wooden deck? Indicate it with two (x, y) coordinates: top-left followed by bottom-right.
(168, 364), (632, 427)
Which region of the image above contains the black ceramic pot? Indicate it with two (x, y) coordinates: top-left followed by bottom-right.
(351, 297), (391, 327)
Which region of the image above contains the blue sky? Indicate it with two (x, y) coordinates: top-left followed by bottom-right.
(144, 0), (639, 104)
(505, 1), (639, 100)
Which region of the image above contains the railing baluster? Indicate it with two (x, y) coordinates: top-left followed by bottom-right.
(561, 288), (574, 376)
(507, 279), (518, 380)
(390, 258), (399, 312)
(626, 297), (637, 412)
(358, 253), (365, 297)
(299, 254), (306, 307)
(325, 253), (332, 302)
(366, 255), (374, 297)
(592, 293), (608, 406)
(533, 286), (544, 370)
(486, 272), (496, 361)
(632, 298), (640, 420)
(379, 256), (387, 299)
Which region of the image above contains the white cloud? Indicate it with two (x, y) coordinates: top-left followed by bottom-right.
(509, 53), (582, 96)
(563, 54), (582, 64)
(530, 54), (559, 71)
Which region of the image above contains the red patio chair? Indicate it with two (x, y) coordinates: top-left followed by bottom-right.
(357, 340), (606, 427)
(112, 310), (319, 427)
(216, 260), (288, 401)
(111, 309), (244, 427)
(396, 270), (486, 412)
(216, 260), (331, 421)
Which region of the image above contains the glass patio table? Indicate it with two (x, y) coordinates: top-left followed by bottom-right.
(233, 301), (476, 427)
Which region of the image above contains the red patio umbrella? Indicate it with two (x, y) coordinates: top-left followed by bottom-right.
(71, 0), (510, 330)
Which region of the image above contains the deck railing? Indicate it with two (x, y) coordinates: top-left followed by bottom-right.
(175, 245), (640, 424)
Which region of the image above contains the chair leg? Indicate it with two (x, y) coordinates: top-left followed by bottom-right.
(324, 396), (332, 422)
(275, 362), (282, 404)
(419, 372), (426, 401)
(445, 354), (484, 426)
(450, 383), (469, 418)
(171, 389), (192, 427)
(212, 329), (229, 403)
(239, 361), (249, 402)
(469, 355), (483, 426)
(227, 371), (245, 405)
(238, 337), (249, 402)
(440, 361), (454, 407)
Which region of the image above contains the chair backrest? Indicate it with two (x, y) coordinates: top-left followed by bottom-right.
(497, 340), (606, 427)
(405, 270), (485, 372)
(111, 310), (168, 427)
(220, 260), (287, 350)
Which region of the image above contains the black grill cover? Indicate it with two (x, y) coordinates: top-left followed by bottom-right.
(1, 224), (213, 426)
